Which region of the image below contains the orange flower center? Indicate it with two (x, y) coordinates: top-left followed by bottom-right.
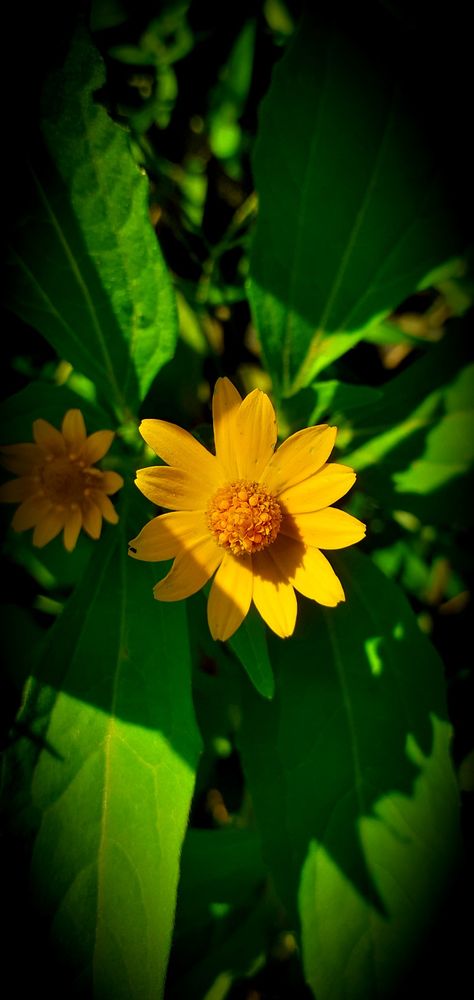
(207, 480), (282, 556)
(40, 455), (102, 506)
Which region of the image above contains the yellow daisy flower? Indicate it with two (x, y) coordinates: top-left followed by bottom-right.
(0, 409), (124, 551)
(129, 378), (365, 641)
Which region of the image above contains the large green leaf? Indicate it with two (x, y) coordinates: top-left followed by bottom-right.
(6, 496), (201, 998)
(248, 9), (460, 397)
(5, 27), (178, 420)
(238, 550), (460, 999)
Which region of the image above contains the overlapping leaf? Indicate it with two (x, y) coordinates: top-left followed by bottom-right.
(249, 9), (461, 396)
(238, 550), (460, 999)
(343, 325), (474, 525)
(5, 28), (178, 420)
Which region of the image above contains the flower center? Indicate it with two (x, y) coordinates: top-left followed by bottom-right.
(40, 456), (101, 506)
(207, 480), (282, 556)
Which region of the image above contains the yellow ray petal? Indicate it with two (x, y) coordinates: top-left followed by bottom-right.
(101, 470), (124, 495)
(262, 425), (337, 495)
(12, 496), (52, 531)
(139, 418), (224, 489)
(135, 466), (212, 511)
(207, 552), (253, 641)
(63, 507), (83, 551)
(33, 508), (67, 548)
(281, 507), (366, 549)
(80, 430), (114, 465)
(91, 491), (119, 524)
(212, 377), (242, 479)
(234, 388), (278, 480)
(153, 536), (223, 602)
(62, 409), (87, 450)
(271, 534), (345, 606)
(82, 498), (102, 539)
(33, 418), (66, 455)
(0, 443), (42, 475)
(129, 511), (208, 561)
(0, 477), (38, 503)
(252, 550), (297, 638)
(279, 463), (356, 514)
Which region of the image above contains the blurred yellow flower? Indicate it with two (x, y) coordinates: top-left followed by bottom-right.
(0, 409), (123, 551)
(129, 378), (365, 641)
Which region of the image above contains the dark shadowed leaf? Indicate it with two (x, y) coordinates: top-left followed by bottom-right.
(238, 549), (460, 999)
(229, 608), (275, 699)
(0, 381), (112, 444)
(249, 9), (461, 396)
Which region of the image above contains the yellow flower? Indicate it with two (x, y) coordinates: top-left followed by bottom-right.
(129, 378), (365, 640)
(0, 409), (124, 551)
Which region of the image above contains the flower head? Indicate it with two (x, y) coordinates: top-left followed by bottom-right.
(129, 378), (365, 640)
(0, 409), (124, 551)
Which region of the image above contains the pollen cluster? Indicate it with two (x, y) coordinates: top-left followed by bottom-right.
(207, 480), (282, 556)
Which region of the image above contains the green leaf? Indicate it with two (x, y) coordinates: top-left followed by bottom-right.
(175, 827), (265, 938)
(238, 550), (460, 999)
(344, 325), (474, 525)
(229, 609), (275, 699)
(281, 380), (382, 435)
(248, 10), (460, 397)
(8, 498), (201, 998)
(5, 27), (178, 420)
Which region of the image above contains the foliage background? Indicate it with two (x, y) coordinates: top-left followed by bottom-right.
(1, 1), (473, 998)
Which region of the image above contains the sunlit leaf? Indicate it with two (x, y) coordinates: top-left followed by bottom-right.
(249, 9), (461, 397)
(6, 496), (201, 998)
(238, 550), (460, 999)
(281, 380), (382, 435)
(344, 325), (474, 524)
(5, 27), (178, 421)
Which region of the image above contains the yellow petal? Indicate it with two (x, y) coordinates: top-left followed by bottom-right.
(0, 443), (42, 475)
(61, 409), (87, 450)
(207, 552), (253, 641)
(139, 419), (224, 490)
(279, 463), (356, 514)
(135, 466), (211, 511)
(80, 430), (114, 465)
(33, 508), (66, 547)
(252, 550), (297, 638)
(101, 470), (124, 495)
(282, 507), (366, 549)
(234, 389), (278, 480)
(91, 491), (119, 524)
(33, 418), (66, 454)
(212, 377), (242, 479)
(262, 425), (337, 495)
(129, 511), (208, 561)
(271, 534), (345, 606)
(12, 496), (52, 531)
(63, 507), (83, 551)
(81, 498), (102, 539)
(0, 476), (37, 503)
(153, 535), (223, 602)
